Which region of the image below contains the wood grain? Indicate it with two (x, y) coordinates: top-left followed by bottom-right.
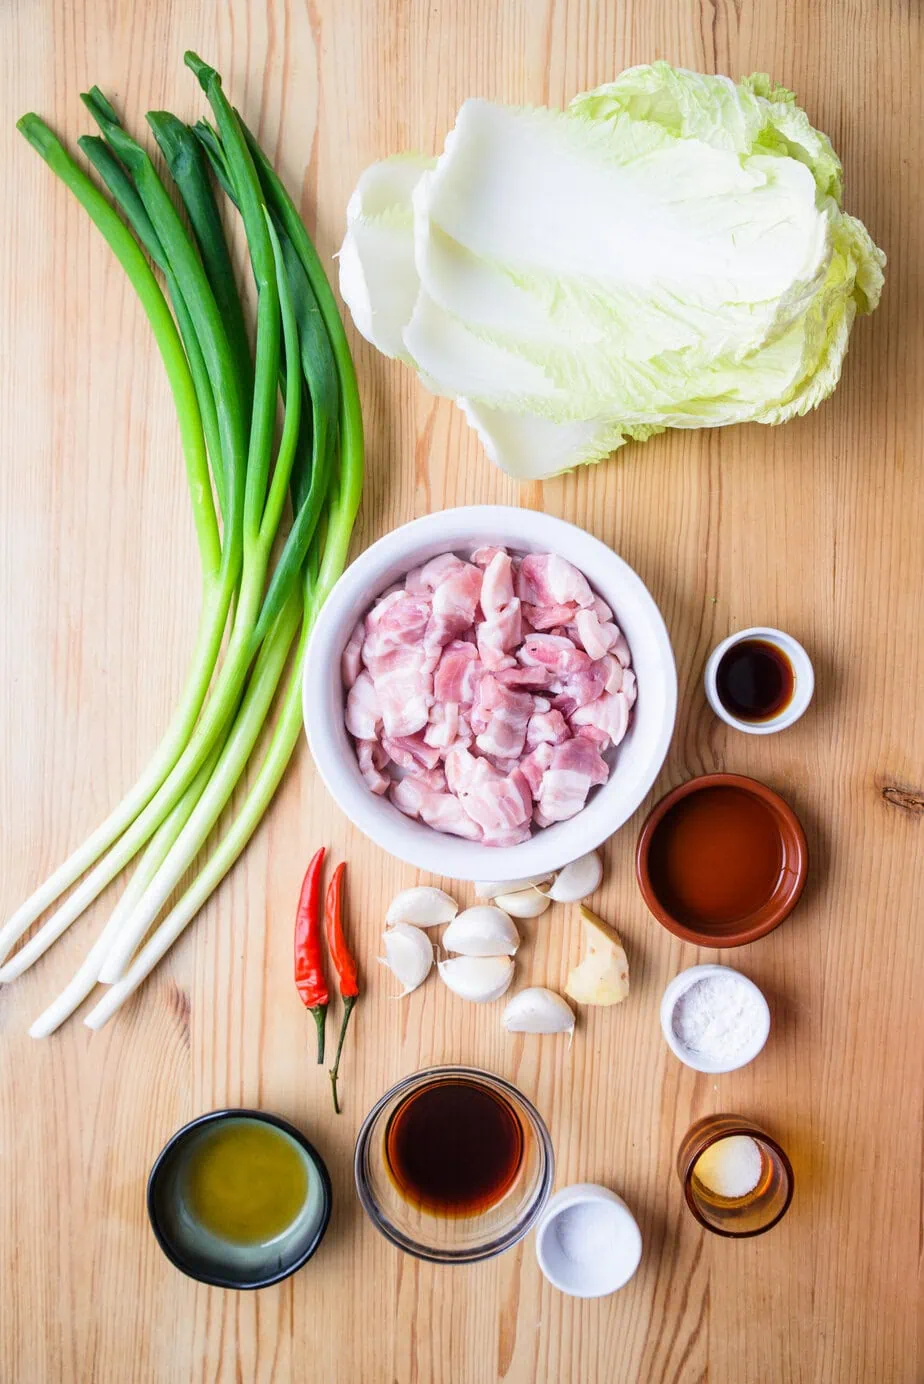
(1, 2), (922, 1381)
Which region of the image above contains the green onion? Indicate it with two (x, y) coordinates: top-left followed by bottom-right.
(2, 58), (364, 1032)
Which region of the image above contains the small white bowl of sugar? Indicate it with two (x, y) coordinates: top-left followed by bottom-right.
(660, 964), (770, 1073)
(535, 1183), (642, 1298)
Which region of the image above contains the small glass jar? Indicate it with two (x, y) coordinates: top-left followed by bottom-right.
(677, 1115), (794, 1238)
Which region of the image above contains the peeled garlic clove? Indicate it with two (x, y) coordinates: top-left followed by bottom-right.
(474, 874), (552, 899)
(438, 955), (515, 1003)
(546, 851), (603, 903)
(377, 923), (433, 996)
(493, 888), (551, 919)
(385, 885), (459, 928)
(442, 906), (519, 957)
(502, 987), (575, 1038)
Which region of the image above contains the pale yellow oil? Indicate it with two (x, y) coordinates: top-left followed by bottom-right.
(184, 1120), (308, 1246)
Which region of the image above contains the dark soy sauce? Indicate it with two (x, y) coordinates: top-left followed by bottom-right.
(716, 640), (794, 722)
(385, 1078), (524, 1216)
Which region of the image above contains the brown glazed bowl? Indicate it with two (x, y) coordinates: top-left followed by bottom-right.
(635, 773), (808, 947)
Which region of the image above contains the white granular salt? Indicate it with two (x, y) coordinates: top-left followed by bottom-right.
(554, 1202), (615, 1266)
(671, 974), (764, 1061)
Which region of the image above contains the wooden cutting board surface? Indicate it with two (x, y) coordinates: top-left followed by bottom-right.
(1, 2), (921, 1381)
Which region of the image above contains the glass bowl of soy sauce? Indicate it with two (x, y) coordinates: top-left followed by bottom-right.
(354, 1067), (554, 1263)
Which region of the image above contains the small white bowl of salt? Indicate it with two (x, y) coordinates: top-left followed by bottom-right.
(660, 964), (770, 1074)
(535, 1184), (642, 1298)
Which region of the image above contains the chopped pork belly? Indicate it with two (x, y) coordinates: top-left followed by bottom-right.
(570, 690), (630, 748)
(343, 546), (636, 842)
(390, 776), (483, 840)
(341, 617), (365, 689)
(356, 739), (389, 795)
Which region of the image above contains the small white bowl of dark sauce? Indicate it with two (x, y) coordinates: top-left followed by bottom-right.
(704, 626), (814, 735)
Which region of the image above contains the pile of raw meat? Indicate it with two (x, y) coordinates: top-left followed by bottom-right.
(341, 547), (636, 845)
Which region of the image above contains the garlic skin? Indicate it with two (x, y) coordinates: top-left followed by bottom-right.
(377, 924), (434, 996)
(502, 987), (575, 1038)
(442, 906), (520, 957)
(493, 888), (551, 919)
(385, 885), (458, 928)
(438, 955), (515, 1003)
(546, 851), (603, 903)
(474, 874), (552, 899)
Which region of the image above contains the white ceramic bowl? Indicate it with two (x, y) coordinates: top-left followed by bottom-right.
(704, 626), (814, 735)
(660, 964), (771, 1074)
(535, 1183), (642, 1297)
(303, 506), (677, 880)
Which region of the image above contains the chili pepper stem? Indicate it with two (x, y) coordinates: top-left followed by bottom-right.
(328, 994), (356, 1115)
(310, 1003), (327, 1064)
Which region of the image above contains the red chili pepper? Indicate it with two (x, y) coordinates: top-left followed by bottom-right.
(325, 862), (359, 1114)
(294, 848), (328, 1063)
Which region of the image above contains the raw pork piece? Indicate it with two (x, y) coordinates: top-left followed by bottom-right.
(535, 737), (610, 826)
(434, 640), (481, 704)
(523, 602), (580, 631)
(472, 675), (534, 758)
(570, 690), (630, 748)
(526, 708), (570, 747)
(341, 617), (365, 689)
(380, 733), (442, 772)
(356, 740), (389, 795)
(519, 633), (591, 678)
(517, 553), (594, 610)
(346, 671), (382, 739)
(445, 747), (532, 844)
(390, 776), (483, 840)
(425, 561), (483, 650)
(519, 743), (554, 797)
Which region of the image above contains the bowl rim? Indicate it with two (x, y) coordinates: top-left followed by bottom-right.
(353, 1064), (554, 1264)
(659, 963), (771, 1073)
(303, 505), (678, 880)
(146, 1107), (333, 1290)
(635, 772), (808, 947)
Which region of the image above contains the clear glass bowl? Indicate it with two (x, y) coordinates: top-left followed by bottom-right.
(354, 1066), (554, 1264)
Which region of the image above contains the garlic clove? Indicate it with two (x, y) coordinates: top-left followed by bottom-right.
(545, 851), (603, 903)
(441, 906), (520, 957)
(377, 923), (434, 996)
(438, 955), (515, 1003)
(385, 885), (459, 928)
(474, 874), (552, 899)
(492, 888), (551, 919)
(502, 987), (575, 1039)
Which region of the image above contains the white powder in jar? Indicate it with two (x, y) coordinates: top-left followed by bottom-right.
(694, 1135), (764, 1199)
(671, 973), (765, 1062)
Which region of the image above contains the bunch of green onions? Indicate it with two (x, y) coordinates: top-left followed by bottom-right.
(0, 54), (362, 1036)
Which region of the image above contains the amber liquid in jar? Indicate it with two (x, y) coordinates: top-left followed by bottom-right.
(716, 639), (794, 722)
(384, 1077), (524, 1217)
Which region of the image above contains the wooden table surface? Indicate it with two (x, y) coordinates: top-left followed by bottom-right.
(1, 2), (922, 1381)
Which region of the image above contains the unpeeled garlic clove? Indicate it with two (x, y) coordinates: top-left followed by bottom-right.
(377, 923), (433, 996)
(546, 851), (603, 903)
(441, 906), (520, 957)
(438, 955), (515, 1003)
(385, 885), (458, 928)
(492, 888), (551, 918)
(502, 987), (575, 1039)
(474, 874), (552, 899)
